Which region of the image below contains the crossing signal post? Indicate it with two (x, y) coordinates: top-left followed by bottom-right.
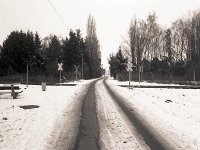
(126, 62), (133, 89)
(81, 54), (84, 79)
(58, 63), (63, 84)
(74, 65), (80, 81)
(26, 62), (28, 87)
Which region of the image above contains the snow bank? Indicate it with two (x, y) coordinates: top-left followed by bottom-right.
(115, 79), (183, 86)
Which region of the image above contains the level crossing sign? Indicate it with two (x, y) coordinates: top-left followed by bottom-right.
(74, 65), (80, 75)
(74, 65), (80, 81)
(58, 63), (63, 84)
(126, 62), (133, 72)
(58, 63), (63, 71)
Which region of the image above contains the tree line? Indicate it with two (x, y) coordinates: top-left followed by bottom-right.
(109, 10), (200, 81)
(0, 15), (102, 82)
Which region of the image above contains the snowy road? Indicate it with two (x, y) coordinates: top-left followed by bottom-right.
(74, 80), (99, 150)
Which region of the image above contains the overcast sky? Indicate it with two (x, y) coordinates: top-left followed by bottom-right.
(0, 0), (200, 69)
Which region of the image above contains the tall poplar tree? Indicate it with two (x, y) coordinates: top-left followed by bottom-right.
(85, 15), (101, 78)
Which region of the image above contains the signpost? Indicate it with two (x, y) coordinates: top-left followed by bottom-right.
(81, 54), (84, 79)
(58, 63), (63, 84)
(74, 65), (80, 81)
(26, 62), (28, 87)
(126, 61), (133, 89)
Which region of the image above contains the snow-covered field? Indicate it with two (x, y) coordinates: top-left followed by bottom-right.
(106, 78), (200, 149)
(0, 80), (93, 150)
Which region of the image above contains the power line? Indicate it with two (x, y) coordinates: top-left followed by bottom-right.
(47, 0), (69, 30)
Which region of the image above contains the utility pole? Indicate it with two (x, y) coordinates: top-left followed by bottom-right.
(193, 69), (196, 81)
(59, 70), (62, 84)
(81, 54), (84, 79)
(26, 62), (28, 87)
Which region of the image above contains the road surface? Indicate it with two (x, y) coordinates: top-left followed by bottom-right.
(73, 80), (99, 150)
(50, 78), (174, 149)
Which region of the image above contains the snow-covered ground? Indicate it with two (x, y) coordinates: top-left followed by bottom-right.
(1, 77), (200, 150)
(106, 78), (200, 149)
(0, 80), (94, 150)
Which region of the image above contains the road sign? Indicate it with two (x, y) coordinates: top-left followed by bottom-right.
(74, 65), (80, 81)
(58, 63), (63, 71)
(126, 62), (133, 89)
(74, 65), (80, 74)
(126, 62), (133, 72)
(58, 63), (63, 84)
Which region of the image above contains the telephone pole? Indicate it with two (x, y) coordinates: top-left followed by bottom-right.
(26, 62), (28, 87)
(81, 54), (84, 79)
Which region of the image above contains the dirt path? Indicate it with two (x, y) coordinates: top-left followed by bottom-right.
(73, 80), (99, 150)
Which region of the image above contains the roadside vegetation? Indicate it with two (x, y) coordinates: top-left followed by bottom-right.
(0, 15), (102, 84)
(109, 10), (200, 82)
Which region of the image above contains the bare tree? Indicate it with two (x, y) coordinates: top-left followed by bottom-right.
(171, 19), (188, 62)
(129, 13), (163, 81)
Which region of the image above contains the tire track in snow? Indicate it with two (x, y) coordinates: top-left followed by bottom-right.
(103, 78), (172, 150)
(96, 79), (149, 150)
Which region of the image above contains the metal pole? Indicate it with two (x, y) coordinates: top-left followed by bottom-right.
(193, 69), (196, 81)
(76, 71), (77, 81)
(60, 70), (61, 84)
(26, 62), (28, 87)
(138, 65), (141, 85)
(82, 54), (83, 79)
(129, 70), (131, 89)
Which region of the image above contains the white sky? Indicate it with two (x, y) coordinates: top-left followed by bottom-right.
(0, 0), (200, 69)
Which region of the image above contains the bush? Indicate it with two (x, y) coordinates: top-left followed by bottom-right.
(116, 73), (124, 81)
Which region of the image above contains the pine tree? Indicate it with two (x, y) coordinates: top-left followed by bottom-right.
(1, 30), (45, 75)
(115, 47), (127, 72)
(33, 32), (43, 70)
(108, 54), (117, 78)
(108, 47), (127, 79)
(34, 32), (42, 53)
(63, 30), (79, 71)
(46, 35), (62, 61)
(1, 30), (35, 73)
